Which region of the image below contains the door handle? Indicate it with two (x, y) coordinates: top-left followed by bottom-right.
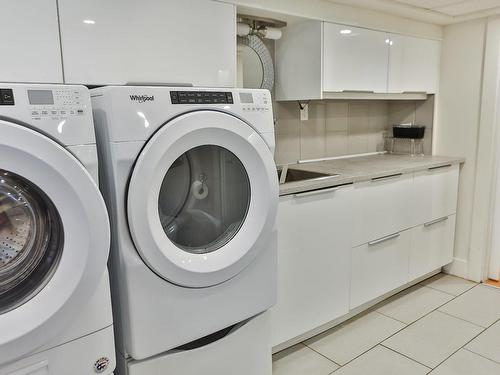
(371, 173), (403, 182)
(368, 232), (400, 246)
(294, 186), (340, 198)
(428, 164), (452, 171)
(424, 216), (449, 227)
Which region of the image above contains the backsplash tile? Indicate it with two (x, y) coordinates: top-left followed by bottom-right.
(274, 97), (434, 165)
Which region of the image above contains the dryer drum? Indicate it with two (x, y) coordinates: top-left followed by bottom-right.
(0, 169), (64, 314)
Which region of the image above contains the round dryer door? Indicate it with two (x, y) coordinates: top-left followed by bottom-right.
(0, 120), (110, 365)
(127, 110), (278, 288)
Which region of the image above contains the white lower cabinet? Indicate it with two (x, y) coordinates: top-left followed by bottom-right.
(271, 185), (354, 347)
(350, 230), (411, 309)
(409, 215), (456, 280)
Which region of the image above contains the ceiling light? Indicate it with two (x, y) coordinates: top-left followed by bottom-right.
(83, 19), (95, 25)
(340, 29), (352, 34)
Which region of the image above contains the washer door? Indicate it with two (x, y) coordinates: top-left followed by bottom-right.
(127, 110), (278, 288)
(0, 120), (110, 364)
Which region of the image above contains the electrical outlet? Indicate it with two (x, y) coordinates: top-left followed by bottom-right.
(300, 104), (309, 121)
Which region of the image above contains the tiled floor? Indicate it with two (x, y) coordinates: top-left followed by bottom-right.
(272, 274), (500, 374)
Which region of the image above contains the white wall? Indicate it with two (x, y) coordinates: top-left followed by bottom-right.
(435, 19), (487, 281)
(222, 0), (443, 39)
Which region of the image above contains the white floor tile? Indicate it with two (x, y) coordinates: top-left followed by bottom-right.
(429, 349), (500, 375)
(304, 311), (406, 365)
(333, 346), (430, 375)
(376, 285), (454, 324)
(439, 284), (500, 327)
(422, 274), (477, 296)
(272, 344), (339, 375)
(383, 311), (483, 368)
(466, 320), (500, 364)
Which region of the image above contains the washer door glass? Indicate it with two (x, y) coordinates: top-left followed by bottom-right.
(0, 170), (63, 314)
(158, 145), (250, 254)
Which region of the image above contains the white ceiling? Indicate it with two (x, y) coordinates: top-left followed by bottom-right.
(329, 0), (500, 25)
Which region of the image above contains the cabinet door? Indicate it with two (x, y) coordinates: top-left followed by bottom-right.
(413, 164), (459, 226)
(388, 35), (441, 93)
(58, 0), (236, 86)
(323, 23), (389, 93)
(0, 0), (62, 83)
(271, 186), (354, 347)
(410, 215), (456, 280)
(353, 173), (414, 247)
(351, 229), (411, 309)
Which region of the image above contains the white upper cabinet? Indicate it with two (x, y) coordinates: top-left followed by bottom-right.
(276, 20), (441, 100)
(0, 0), (63, 83)
(323, 23), (389, 93)
(388, 34), (441, 94)
(58, 0), (236, 86)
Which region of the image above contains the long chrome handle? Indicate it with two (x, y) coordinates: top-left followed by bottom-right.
(341, 90), (375, 93)
(368, 232), (400, 246)
(424, 216), (449, 227)
(294, 186), (340, 198)
(428, 164), (452, 171)
(371, 173), (403, 182)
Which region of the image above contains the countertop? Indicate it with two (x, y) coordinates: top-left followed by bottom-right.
(279, 153), (465, 196)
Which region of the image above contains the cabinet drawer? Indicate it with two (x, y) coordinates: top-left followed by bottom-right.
(409, 215), (456, 280)
(350, 229), (411, 309)
(353, 173), (414, 246)
(413, 164), (459, 225)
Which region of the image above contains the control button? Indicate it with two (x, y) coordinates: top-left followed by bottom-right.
(77, 109), (84, 115)
(170, 91), (179, 104)
(51, 110), (58, 115)
(60, 110), (67, 115)
(69, 110), (76, 115)
(31, 110), (40, 116)
(226, 92), (233, 104)
(0, 89), (14, 105)
(41, 110), (49, 116)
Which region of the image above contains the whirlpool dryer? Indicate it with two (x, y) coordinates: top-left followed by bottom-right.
(91, 86), (279, 375)
(0, 84), (115, 375)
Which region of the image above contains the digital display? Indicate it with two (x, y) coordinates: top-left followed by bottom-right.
(28, 90), (54, 105)
(239, 92), (254, 104)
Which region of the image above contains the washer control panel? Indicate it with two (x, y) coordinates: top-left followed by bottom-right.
(26, 88), (86, 120)
(239, 91), (271, 112)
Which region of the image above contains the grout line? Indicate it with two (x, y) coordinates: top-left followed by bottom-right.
(303, 344), (342, 368)
(463, 347), (500, 366)
(380, 344), (432, 370)
(373, 310), (409, 325)
(436, 309), (487, 329)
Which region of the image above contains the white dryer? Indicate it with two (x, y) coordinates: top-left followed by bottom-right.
(0, 84), (115, 375)
(91, 86), (278, 375)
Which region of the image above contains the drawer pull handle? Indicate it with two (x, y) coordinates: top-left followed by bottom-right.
(424, 216), (449, 227)
(428, 164), (452, 171)
(371, 173), (403, 182)
(341, 90), (375, 93)
(368, 232), (400, 246)
(294, 186), (340, 198)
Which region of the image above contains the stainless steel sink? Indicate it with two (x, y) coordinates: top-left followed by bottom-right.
(277, 167), (338, 184)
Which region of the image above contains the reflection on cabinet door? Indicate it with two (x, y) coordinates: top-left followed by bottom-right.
(410, 215), (456, 280)
(388, 34), (441, 94)
(350, 229), (411, 309)
(271, 185), (354, 347)
(413, 164), (459, 226)
(353, 173), (414, 247)
(323, 23), (389, 93)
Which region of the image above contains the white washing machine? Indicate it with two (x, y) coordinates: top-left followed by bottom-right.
(0, 83), (115, 375)
(91, 86), (278, 375)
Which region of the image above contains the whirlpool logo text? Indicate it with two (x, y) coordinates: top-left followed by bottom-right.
(130, 94), (155, 103)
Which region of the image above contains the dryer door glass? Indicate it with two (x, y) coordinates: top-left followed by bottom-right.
(158, 145), (250, 254)
(0, 170), (63, 314)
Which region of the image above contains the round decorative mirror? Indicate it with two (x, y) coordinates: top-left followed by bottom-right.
(237, 35), (275, 91)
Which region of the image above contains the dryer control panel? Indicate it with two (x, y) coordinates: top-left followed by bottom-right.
(26, 88), (86, 120)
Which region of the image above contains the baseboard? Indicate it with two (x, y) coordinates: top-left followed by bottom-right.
(443, 257), (468, 279)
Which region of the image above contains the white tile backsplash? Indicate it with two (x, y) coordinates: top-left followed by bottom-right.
(274, 97), (434, 164)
